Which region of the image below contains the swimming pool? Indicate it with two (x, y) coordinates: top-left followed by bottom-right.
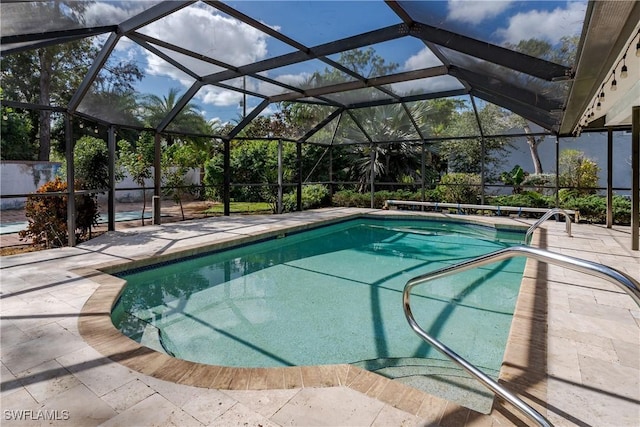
(111, 217), (526, 411)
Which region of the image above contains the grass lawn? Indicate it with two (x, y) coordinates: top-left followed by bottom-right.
(203, 202), (273, 215)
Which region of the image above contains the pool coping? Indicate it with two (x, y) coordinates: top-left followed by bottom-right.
(75, 210), (546, 420)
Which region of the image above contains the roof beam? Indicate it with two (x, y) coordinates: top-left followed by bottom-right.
(385, 1), (453, 68)
(299, 108), (344, 143)
(1, 26), (118, 56)
(560, 1), (640, 134)
(130, 32), (305, 96)
(130, 32), (237, 72)
(1, 2), (195, 54)
(348, 88), (468, 109)
(1, 25), (116, 46)
(398, 88), (468, 103)
(449, 66), (564, 113)
(207, 1), (385, 96)
(156, 81), (203, 132)
(1, 100), (66, 112)
(345, 110), (373, 143)
(271, 66), (447, 102)
(202, 24), (409, 83)
(470, 88), (558, 131)
(118, 1), (196, 34)
(68, 32), (120, 113)
(203, 0), (309, 52)
(410, 23), (571, 81)
(227, 99), (271, 139)
(130, 38), (201, 81)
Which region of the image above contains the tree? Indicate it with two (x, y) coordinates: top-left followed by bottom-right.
(162, 142), (203, 220)
(118, 132), (155, 225)
(3, 39), (93, 160)
(558, 149), (599, 194)
(203, 139), (297, 207)
(72, 136), (114, 191)
(1, 2), (143, 161)
(141, 88), (211, 142)
(342, 103), (423, 191)
(441, 103), (512, 179)
(506, 36), (579, 173)
(1, 88), (36, 160)
(288, 48), (456, 192)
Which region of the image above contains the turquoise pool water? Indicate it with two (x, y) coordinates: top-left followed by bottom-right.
(0, 211), (158, 235)
(112, 218), (525, 378)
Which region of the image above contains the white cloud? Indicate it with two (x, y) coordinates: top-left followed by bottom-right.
(495, 2), (586, 45)
(110, 37), (139, 61)
(199, 86), (243, 107)
(390, 48), (453, 95)
(270, 72), (312, 88)
(136, 4), (270, 106)
(403, 47), (443, 71)
(447, 0), (514, 24)
(82, 1), (164, 26)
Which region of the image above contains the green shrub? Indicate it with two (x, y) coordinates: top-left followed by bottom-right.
(435, 173), (482, 204)
(612, 196), (632, 225)
(332, 189), (426, 208)
(203, 156), (223, 201)
(329, 180), (632, 226)
(72, 136), (114, 191)
(500, 165), (526, 194)
(19, 177), (99, 248)
(522, 173), (556, 195)
(488, 192), (555, 210)
(282, 184), (330, 212)
(332, 190), (368, 207)
(561, 194), (631, 225)
(558, 149), (600, 194)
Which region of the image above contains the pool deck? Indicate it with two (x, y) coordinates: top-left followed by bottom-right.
(1, 208), (638, 426)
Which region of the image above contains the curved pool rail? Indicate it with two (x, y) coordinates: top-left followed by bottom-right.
(525, 208), (573, 243)
(403, 245), (640, 427)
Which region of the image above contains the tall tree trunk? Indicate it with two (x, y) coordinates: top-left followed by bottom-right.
(527, 137), (543, 174)
(523, 123), (543, 174)
(38, 49), (52, 161)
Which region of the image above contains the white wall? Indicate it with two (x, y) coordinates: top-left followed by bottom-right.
(101, 167), (201, 203)
(0, 162), (62, 209)
(0, 162), (201, 210)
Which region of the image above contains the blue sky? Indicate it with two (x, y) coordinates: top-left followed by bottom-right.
(90, 1), (587, 125)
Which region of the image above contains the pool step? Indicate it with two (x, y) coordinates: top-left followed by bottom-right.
(140, 324), (165, 354)
(352, 357), (498, 414)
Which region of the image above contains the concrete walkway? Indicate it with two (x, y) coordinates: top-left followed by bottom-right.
(1, 208), (638, 426)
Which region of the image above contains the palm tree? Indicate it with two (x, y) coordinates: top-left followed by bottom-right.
(140, 88), (215, 207)
(342, 101), (442, 191)
(141, 88), (210, 143)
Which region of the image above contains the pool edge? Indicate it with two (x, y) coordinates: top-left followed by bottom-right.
(75, 210), (542, 420)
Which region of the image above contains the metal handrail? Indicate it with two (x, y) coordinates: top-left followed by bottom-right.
(403, 245), (640, 427)
(526, 208), (572, 242)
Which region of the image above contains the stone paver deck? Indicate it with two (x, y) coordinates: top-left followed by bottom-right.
(1, 208), (638, 426)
